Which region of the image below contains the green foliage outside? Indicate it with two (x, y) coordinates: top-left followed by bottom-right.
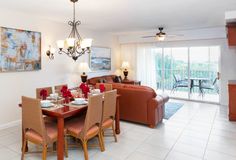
(155, 54), (218, 94)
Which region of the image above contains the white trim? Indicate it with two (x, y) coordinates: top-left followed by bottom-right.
(0, 120), (21, 131)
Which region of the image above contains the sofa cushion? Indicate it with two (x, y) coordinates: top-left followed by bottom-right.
(124, 84), (157, 97)
(104, 76), (114, 83)
(98, 78), (106, 83)
(87, 77), (99, 86)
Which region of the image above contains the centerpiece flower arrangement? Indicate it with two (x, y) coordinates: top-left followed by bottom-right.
(79, 83), (90, 98)
(60, 86), (72, 103)
(40, 89), (48, 100)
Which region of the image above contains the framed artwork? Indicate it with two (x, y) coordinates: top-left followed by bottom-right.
(0, 26), (41, 72)
(90, 47), (111, 71)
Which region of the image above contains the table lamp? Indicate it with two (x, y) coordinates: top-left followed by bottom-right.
(121, 61), (130, 80)
(79, 62), (91, 83)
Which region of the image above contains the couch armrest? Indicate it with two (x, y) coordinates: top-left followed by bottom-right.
(148, 96), (164, 109)
(147, 97), (164, 128)
(158, 94), (169, 103)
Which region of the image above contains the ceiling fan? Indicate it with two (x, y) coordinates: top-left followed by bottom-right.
(142, 27), (184, 41)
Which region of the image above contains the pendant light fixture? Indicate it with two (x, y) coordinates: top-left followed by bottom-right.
(56, 0), (92, 61)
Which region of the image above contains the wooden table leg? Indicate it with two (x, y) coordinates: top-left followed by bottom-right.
(21, 125), (28, 152)
(115, 97), (120, 134)
(57, 117), (64, 160)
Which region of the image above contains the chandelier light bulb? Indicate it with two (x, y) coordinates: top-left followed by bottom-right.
(81, 38), (93, 49)
(57, 40), (64, 49)
(50, 47), (56, 53)
(66, 38), (76, 47)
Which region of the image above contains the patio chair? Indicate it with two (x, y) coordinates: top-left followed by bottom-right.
(172, 74), (188, 92)
(200, 78), (219, 95)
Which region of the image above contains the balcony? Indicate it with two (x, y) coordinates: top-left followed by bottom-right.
(156, 69), (219, 103)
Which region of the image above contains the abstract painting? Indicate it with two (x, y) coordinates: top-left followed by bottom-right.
(90, 47), (111, 71)
(0, 27), (41, 72)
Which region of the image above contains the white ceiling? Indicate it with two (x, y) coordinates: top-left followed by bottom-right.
(0, 0), (236, 33)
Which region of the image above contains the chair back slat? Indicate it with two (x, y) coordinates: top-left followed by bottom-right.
(95, 83), (113, 92)
(36, 87), (53, 99)
(103, 90), (117, 121)
(54, 84), (68, 96)
(22, 96), (47, 142)
(173, 74), (181, 82)
(80, 94), (103, 138)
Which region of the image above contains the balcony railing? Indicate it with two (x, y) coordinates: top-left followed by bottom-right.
(156, 69), (218, 94)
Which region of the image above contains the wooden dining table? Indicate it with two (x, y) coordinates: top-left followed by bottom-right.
(19, 95), (120, 160)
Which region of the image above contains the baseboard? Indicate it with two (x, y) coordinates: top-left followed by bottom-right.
(0, 120), (21, 131)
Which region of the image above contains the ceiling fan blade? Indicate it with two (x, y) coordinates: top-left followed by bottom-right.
(166, 34), (184, 37)
(141, 36), (156, 38)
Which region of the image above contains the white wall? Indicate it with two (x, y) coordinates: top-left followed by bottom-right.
(119, 28), (236, 106)
(225, 10), (236, 22)
(0, 9), (120, 128)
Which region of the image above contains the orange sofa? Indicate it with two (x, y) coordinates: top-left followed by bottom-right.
(112, 83), (168, 128)
(87, 75), (169, 127)
(87, 75), (117, 86)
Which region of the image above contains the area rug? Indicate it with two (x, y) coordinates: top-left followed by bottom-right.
(164, 102), (184, 120)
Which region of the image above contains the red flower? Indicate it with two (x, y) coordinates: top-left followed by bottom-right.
(39, 89), (48, 100)
(79, 83), (90, 98)
(61, 86), (68, 93)
(79, 83), (86, 90)
(99, 84), (105, 93)
(60, 86), (72, 103)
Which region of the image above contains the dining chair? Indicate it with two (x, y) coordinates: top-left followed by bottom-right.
(95, 83), (113, 91)
(36, 87), (53, 99)
(21, 96), (64, 160)
(200, 77), (219, 96)
(65, 94), (104, 160)
(101, 90), (118, 146)
(172, 74), (188, 92)
(54, 84), (68, 96)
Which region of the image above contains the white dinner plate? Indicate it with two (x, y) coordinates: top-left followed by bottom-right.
(41, 103), (54, 108)
(71, 101), (88, 105)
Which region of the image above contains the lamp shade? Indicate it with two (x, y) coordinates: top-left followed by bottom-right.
(79, 62), (91, 73)
(121, 61), (130, 69)
(66, 38), (76, 47)
(50, 47), (56, 53)
(81, 38), (93, 48)
(57, 40), (64, 49)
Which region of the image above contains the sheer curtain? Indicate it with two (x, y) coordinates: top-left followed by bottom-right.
(136, 43), (157, 89)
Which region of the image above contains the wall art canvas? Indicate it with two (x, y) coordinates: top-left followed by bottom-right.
(90, 47), (111, 71)
(0, 27), (41, 72)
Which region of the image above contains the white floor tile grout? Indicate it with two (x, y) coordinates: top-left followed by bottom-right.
(202, 106), (218, 160)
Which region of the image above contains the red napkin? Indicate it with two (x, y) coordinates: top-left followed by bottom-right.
(40, 89), (48, 100)
(99, 84), (105, 93)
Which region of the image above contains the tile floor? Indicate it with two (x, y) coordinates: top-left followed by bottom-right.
(1, 100), (236, 160)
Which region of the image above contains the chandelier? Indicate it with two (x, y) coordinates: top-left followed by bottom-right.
(57, 0), (92, 61)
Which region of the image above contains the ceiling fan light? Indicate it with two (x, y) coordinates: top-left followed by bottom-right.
(156, 35), (165, 41)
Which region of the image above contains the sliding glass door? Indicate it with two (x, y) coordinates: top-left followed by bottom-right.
(163, 48), (189, 99)
(155, 46), (220, 103)
(189, 47), (220, 102)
